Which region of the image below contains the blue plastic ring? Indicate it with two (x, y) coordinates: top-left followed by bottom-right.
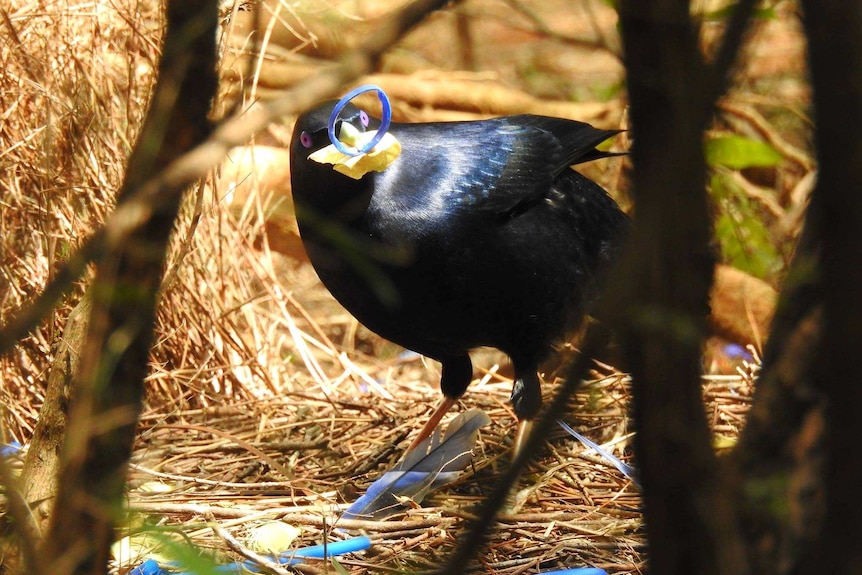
(327, 84), (392, 156)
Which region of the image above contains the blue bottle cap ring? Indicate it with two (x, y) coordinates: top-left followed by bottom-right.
(327, 84), (393, 156)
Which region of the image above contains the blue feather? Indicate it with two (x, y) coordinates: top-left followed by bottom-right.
(341, 409), (490, 521)
(557, 420), (639, 485)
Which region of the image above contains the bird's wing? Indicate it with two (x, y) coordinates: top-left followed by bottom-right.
(382, 117), (620, 221)
(505, 115), (623, 171)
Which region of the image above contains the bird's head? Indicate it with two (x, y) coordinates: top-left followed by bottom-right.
(291, 101), (401, 180)
(291, 101), (370, 154)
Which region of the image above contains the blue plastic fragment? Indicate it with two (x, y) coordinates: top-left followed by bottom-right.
(723, 343), (754, 361)
(328, 84), (392, 156)
(397, 349), (421, 361)
(541, 569), (608, 575)
(129, 535), (372, 575)
(1, 441), (22, 458)
(128, 558), (161, 575)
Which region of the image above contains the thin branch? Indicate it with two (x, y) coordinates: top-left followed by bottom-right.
(615, 0), (760, 573)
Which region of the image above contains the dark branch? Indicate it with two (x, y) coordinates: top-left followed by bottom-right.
(797, 2), (862, 573)
(41, 1), (219, 572)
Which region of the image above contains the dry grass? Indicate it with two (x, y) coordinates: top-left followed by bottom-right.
(0, 0), (806, 573)
(0, 0), (161, 438)
(125, 371), (644, 574)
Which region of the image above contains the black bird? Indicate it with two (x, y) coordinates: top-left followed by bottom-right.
(290, 100), (628, 453)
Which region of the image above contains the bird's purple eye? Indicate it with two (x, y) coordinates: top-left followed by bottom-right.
(300, 131), (313, 148)
(359, 110), (369, 127)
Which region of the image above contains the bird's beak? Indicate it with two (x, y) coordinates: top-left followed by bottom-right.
(335, 120), (363, 148)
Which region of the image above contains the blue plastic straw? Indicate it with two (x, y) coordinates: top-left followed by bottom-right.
(284, 536), (372, 561)
(540, 569), (608, 575)
(129, 535), (372, 575)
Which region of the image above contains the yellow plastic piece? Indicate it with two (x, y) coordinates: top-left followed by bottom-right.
(308, 122), (401, 179)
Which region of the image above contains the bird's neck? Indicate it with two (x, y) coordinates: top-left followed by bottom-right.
(293, 166), (374, 226)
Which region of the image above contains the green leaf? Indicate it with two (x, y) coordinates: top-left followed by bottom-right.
(706, 135), (783, 169)
(703, 4), (777, 21)
(331, 557), (351, 575)
(710, 173), (782, 279)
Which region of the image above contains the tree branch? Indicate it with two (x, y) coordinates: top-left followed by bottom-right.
(41, 2), (219, 573)
(614, 1), (756, 573)
(796, 2), (862, 573)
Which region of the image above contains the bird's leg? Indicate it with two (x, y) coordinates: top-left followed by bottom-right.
(503, 369), (542, 510)
(407, 355), (473, 453)
(510, 367), (542, 456)
(407, 396), (456, 452)
(514, 418), (534, 457)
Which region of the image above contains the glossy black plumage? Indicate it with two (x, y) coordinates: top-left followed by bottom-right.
(290, 101), (628, 428)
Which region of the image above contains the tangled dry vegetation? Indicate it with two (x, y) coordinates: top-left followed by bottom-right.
(0, 0), (810, 573)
